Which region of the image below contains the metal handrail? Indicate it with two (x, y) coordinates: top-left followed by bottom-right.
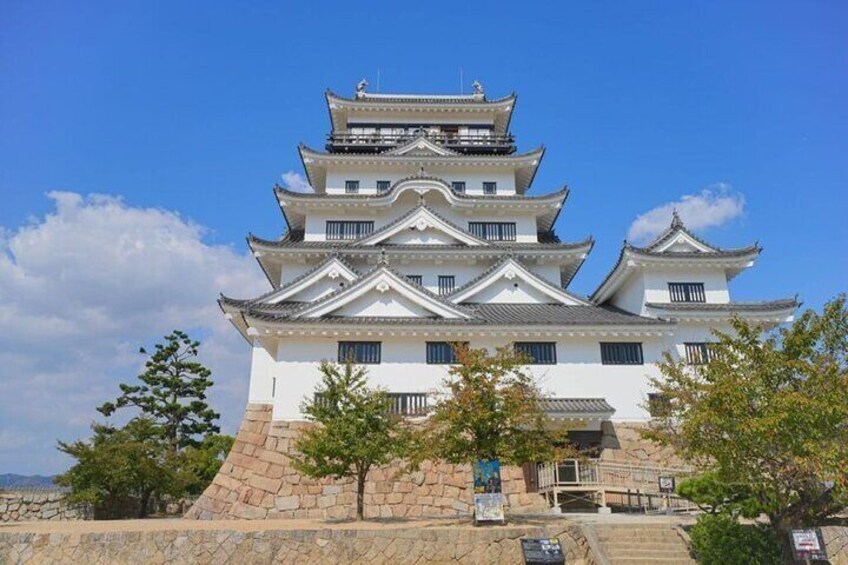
(537, 459), (694, 492)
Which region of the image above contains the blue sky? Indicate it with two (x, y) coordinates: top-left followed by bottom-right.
(1, 1), (846, 474)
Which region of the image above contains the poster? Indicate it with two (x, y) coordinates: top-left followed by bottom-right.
(474, 459), (502, 494)
(791, 529), (828, 561)
(473, 459), (504, 523)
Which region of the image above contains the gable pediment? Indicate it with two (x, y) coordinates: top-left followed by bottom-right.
(383, 137), (459, 157)
(355, 207), (488, 247)
(293, 267), (471, 320)
(259, 257), (359, 304)
(651, 229), (716, 253)
(451, 258), (589, 306)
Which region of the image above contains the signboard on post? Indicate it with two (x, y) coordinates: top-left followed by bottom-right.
(658, 476), (675, 494)
(520, 538), (565, 565)
(790, 528), (828, 562)
(473, 459), (504, 524)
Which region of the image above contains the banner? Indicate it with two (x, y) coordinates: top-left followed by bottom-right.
(473, 459), (504, 523)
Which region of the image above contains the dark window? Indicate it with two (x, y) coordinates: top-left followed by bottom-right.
(438, 275), (455, 295)
(345, 180), (360, 194)
(426, 342), (467, 364)
(451, 181), (466, 193)
(647, 393), (671, 418)
(326, 220), (374, 240)
(377, 180), (391, 193)
(514, 342), (557, 365)
(483, 182), (497, 195)
(406, 274), (423, 286)
(600, 342), (644, 365)
(338, 341), (381, 364)
(684, 342), (712, 365)
(468, 222), (517, 241)
(668, 282), (706, 303)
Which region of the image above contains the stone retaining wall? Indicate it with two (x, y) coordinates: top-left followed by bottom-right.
(0, 491), (91, 522)
(0, 520), (596, 564)
(186, 404), (547, 520)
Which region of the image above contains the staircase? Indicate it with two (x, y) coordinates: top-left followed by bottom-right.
(588, 523), (697, 565)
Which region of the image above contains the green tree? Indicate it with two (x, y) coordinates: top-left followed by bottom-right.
(56, 418), (180, 518)
(98, 330), (220, 453)
(177, 434), (236, 495)
(424, 344), (572, 465)
(645, 295), (848, 550)
(675, 471), (761, 518)
(290, 361), (410, 520)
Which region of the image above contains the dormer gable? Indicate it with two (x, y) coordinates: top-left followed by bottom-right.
(262, 256), (359, 304)
(451, 257), (590, 305)
(354, 206), (489, 247)
(382, 136), (460, 157)
(293, 265), (471, 320)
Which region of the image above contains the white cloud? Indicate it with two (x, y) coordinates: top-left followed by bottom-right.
(281, 170), (313, 193)
(627, 183), (746, 243)
(0, 192), (267, 474)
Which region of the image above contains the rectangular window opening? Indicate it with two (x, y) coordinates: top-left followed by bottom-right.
(600, 342), (644, 365)
(426, 342), (468, 364)
(326, 220), (375, 240)
(438, 275), (455, 295)
(668, 282), (706, 303)
(684, 342), (713, 365)
(514, 342), (557, 365)
(451, 181), (466, 193)
(406, 274), (423, 286)
(338, 341), (381, 364)
(345, 180), (360, 194)
(467, 222), (516, 241)
(377, 180), (391, 193)
(483, 182), (497, 195)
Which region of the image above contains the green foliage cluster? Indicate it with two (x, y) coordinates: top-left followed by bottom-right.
(290, 361), (410, 520)
(689, 514), (781, 565)
(56, 331), (232, 518)
(423, 345), (573, 465)
(294, 344), (572, 520)
(647, 295), (848, 555)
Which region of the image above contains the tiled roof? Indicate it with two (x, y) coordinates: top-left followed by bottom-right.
(274, 183), (569, 203)
(538, 398), (616, 415)
(248, 231), (591, 251)
(645, 299), (799, 312)
(354, 204), (489, 246)
(327, 90), (516, 105)
(235, 301), (671, 328)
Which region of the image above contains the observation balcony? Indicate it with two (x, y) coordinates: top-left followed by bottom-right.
(326, 131), (516, 155)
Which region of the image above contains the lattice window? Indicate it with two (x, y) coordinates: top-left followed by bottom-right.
(514, 342), (557, 365)
(668, 282), (706, 303)
(600, 342), (644, 365)
(337, 341), (381, 364)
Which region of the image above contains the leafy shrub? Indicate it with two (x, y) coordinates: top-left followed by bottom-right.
(689, 514), (781, 565)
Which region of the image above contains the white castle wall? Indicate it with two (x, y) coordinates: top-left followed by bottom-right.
(240, 334), (693, 422)
(325, 168), (517, 195)
(612, 267), (731, 315)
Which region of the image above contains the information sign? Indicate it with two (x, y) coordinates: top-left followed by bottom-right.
(520, 538), (565, 565)
(658, 476), (675, 493)
(790, 528), (828, 562)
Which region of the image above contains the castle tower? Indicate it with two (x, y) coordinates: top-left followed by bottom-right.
(188, 83), (797, 520)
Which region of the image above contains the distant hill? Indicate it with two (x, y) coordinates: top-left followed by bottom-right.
(0, 474), (57, 488)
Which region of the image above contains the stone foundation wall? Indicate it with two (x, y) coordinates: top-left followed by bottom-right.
(598, 421), (690, 469)
(0, 491), (91, 522)
(0, 519), (596, 565)
(186, 404), (548, 520)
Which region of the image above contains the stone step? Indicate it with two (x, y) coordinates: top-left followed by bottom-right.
(603, 542), (689, 550)
(605, 548), (693, 558)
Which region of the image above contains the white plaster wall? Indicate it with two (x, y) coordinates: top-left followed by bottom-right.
(324, 167), (516, 195)
(283, 276), (349, 303)
(332, 291), (433, 318)
(303, 206), (538, 243)
(257, 335), (666, 422)
(611, 268), (731, 315)
(460, 277), (556, 304)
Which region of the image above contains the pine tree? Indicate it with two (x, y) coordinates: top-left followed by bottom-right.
(98, 330), (220, 453)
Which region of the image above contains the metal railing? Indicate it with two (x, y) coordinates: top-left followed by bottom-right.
(327, 132), (516, 151)
(537, 459), (694, 492)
